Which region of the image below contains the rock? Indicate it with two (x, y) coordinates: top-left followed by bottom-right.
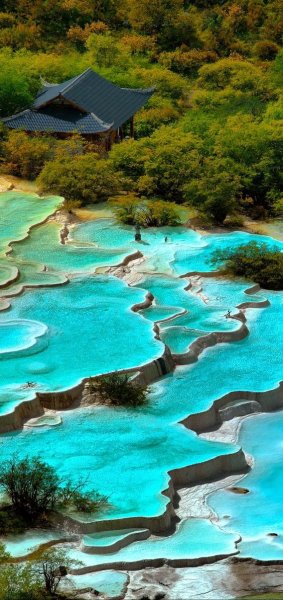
(228, 486), (249, 494)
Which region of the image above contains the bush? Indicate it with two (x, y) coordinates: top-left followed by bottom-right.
(253, 40), (280, 61)
(224, 214), (245, 228)
(0, 456), (107, 521)
(2, 131), (55, 179)
(37, 153), (120, 205)
(210, 241), (283, 290)
(0, 561), (43, 600)
(142, 199), (181, 226)
(0, 69), (34, 118)
(0, 507), (27, 536)
(0, 457), (60, 521)
(0, 13), (16, 28)
(110, 196), (181, 227)
(272, 198), (283, 216)
(90, 373), (149, 407)
(0, 24), (42, 51)
(135, 106), (179, 137)
(109, 195), (140, 225)
(159, 48), (218, 76)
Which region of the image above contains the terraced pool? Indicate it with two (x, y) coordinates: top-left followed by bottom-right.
(0, 191), (283, 594)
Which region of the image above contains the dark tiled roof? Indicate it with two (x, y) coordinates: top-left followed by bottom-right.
(3, 105), (112, 134)
(33, 68), (154, 129)
(34, 73), (83, 109)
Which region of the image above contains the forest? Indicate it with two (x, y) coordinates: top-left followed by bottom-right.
(0, 0), (282, 225)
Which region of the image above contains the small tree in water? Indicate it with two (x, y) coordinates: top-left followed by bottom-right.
(0, 457), (59, 521)
(90, 373), (149, 407)
(210, 241), (283, 290)
(0, 456), (108, 521)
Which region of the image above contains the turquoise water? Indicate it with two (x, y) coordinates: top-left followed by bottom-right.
(0, 193), (283, 564)
(61, 570), (128, 596)
(2, 529), (66, 557)
(10, 222), (130, 273)
(173, 230), (283, 275)
(0, 405), (236, 520)
(82, 529), (148, 548)
(0, 275), (162, 413)
(209, 411), (283, 560)
(0, 192), (59, 255)
(136, 275), (247, 353)
(64, 519), (237, 568)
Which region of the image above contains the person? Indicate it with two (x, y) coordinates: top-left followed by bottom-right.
(165, 236), (168, 242)
(25, 381), (35, 388)
(226, 310), (231, 318)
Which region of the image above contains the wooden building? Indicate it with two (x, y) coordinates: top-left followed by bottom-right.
(3, 68), (154, 149)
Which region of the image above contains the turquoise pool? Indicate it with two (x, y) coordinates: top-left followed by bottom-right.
(0, 192), (283, 565)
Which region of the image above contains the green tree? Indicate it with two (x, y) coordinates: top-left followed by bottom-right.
(210, 241), (283, 290)
(2, 131), (56, 179)
(0, 456), (107, 521)
(185, 157), (242, 224)
(0, 457), (59, 521)
(0, 560), (43, 600)
(0, 70), (33, 117)
(33, 547), (80, 596)
(140, 127), (203, 202)
(37, 153), (120, 205)
(90, 373), (149, 407)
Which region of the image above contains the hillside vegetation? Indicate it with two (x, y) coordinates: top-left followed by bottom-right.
(0, 0), (283, 225)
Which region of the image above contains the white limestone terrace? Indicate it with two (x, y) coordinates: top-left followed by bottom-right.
(0, 191), (283, 586)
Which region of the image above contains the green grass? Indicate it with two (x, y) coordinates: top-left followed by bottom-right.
(241, 593), (283, 599)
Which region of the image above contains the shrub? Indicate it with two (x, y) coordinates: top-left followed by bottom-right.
(272, 198), (283, 216)
(57, 481), (108, 514)
(159, 48), (218, 76)
(2, 131), (55, 179)
(0, 457), (59, 521)
(134, 66), (189, 100)
(135, 106), (179, 137)
(0, 507), (27, 536)
(0, 456), (107, 521)
(210, 241), (283, 290)
(37, 153), (120, 205)
(90, 373), (149, 407)
(110, 197), (181, 227)
(0, 561), (43, 600)
(109, 195), (140, 225)
(67, 20), (109, 48)
(0, 13), (16, 28)
(33, 548), (80, 596)
(253, 40), (280, 61)
(0, 23), (42, 51)
(139, 199), (181, 226)
(224, 214), (245, 228)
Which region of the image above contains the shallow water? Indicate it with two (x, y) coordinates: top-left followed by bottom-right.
(0, 275), (162, 412)
(209, 411), (283, 560)
(2, 529), (66, 557)
(0, 193), (283, 563)
(0, 403), (236, 520)
(60, 570), (128, 596)
(64, 519), (237, 568)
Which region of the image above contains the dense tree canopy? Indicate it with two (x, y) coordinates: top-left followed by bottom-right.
(0, 0), (282, 226)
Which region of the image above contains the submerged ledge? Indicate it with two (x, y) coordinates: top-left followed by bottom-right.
(0, 274), (271, 541)
(0, 231), (279, 561)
